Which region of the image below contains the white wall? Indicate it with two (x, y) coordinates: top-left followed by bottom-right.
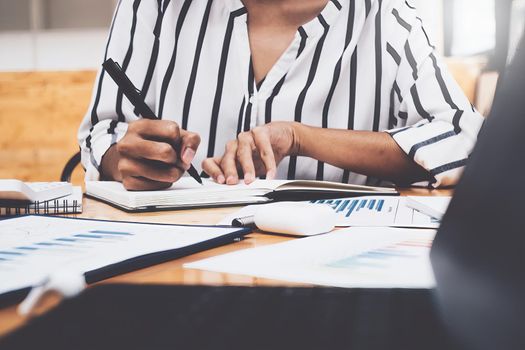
(0, 29), (108, 71)
(413, 0), (444, 53)
(0, 0), (446, 72)
(0, 0), (117, 71)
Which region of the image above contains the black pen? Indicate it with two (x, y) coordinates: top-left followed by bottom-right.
(102, 58), (202, 185)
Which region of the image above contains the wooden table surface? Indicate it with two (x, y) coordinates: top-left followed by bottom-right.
(0, 187), (450, 337)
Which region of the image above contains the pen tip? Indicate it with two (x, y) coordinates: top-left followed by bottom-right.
(186, 164), (203, 185)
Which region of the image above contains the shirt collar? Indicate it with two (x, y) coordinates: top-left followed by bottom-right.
(223, 0), (246, 13)
(300, 0), (344, 38)
(223, 0), (344, 36)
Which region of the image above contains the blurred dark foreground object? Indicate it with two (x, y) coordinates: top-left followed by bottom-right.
(431, 31), (525, 350)
(0, 284), (453, 350)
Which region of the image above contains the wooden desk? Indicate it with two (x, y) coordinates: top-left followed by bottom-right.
(0, 187), (449, 337)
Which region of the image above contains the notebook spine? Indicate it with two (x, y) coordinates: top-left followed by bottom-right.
(0, 199), (81, 216)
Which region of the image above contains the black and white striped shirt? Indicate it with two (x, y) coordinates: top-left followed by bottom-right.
(78, 0), (484, 187)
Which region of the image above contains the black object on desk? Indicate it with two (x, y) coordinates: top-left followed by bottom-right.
(102, 58), (202, 185)
(431, 32), (525, 350)
(0, 284), (453, 350)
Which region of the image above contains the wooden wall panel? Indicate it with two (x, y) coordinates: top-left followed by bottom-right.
(0, 71), (96, 185)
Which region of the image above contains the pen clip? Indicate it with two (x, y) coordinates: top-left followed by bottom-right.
(113, 60), (123, 71)
(103, 58), (155, 118)
(113, 62), (141, 95)
(104, 59), (140, 93)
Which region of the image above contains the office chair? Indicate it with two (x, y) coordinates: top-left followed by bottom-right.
(60, 151), (81, 182)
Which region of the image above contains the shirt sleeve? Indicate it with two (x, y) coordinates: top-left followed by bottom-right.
(383, 0), (484, 187)
(77, 0), (160, 180)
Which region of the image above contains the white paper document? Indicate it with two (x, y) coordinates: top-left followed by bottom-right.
(405, 196), (452, 220)
(186, 227), (437, 289)
(219, 196), (441, 228)
(0, 216), (245, 296)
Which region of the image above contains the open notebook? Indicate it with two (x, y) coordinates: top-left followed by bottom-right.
(0, 187), (83, 216)
(85, 178), (398, 212)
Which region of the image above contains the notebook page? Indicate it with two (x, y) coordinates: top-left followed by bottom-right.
(86, 179), (286, 209)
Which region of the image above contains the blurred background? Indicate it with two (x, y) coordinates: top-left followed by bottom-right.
(0, 0), (524, 184)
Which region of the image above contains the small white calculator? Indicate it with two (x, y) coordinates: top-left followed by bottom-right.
(0, 180), (73, 202)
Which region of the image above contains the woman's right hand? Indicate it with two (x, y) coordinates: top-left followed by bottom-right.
(100, 119), (201, 191)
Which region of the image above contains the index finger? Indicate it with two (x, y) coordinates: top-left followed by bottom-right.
(251, 128), (277, 180)
(131, 119), (181, 144)
(180, 130), (201, 170)
(237, 133), (256, 184)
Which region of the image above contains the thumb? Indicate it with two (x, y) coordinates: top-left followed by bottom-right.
(180, 131), (201, 168)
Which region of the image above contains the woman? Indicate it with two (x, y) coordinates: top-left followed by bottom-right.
(78, 0), (483, 190)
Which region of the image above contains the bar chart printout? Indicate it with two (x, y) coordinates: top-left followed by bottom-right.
(310, 197), (440, 228)
(0, 216), (244, 296)
(186, 227), (437, 289)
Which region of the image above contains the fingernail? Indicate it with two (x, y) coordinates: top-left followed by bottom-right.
(217, 175), (225, 184)
(182, 148), (195, 164)
(226, 176), (238, 185)
(244, 173), (255, 184)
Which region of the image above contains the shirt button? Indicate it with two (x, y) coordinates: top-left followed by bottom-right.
(249, 95), (256, 104)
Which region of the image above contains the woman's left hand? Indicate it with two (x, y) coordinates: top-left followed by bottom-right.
(202, 122), (299, 185)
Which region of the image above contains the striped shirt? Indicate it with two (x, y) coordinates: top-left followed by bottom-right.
(78, 0), (484, 187)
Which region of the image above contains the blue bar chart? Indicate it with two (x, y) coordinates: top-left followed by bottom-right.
(310, 197), (398, 226)
(312, 198), (388, 217)
(309, 197), (440, 228)
(328, 238), (433, 270)
(0, 230), (135, 271)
